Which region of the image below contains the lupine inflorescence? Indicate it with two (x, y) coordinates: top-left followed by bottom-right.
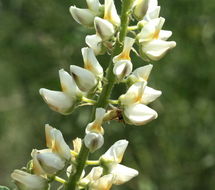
(11, 0), (176, 190)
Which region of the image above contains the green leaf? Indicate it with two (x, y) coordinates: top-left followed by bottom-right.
(0, 186), (10, 190)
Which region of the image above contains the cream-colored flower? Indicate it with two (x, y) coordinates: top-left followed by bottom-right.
(69, 6), (95, 27)
(123, 103), (158, 125)
(31, 149), (65, 175)
(81, 47), (103, 78)
(11, 170), (48, 190)
(140, 39), (176, 61)
(104, 0), (120, 26)
(100, 140), (138, 185)
(70, 65), (98, 92)
(113, 37), (135, 80)
(39, 69), (81, 115)
(119, 82), (162, 106)
(94, 17), (115, 41)
(80, 167), (103, 185)
(45, 124), (71, 160)
(85, 108), (106, 134)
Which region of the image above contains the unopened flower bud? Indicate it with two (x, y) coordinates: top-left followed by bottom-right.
(70, 65), (97, 92)
(11, 170), (48, 190)
(94, 17), (115, 41)
(84, 132), (104, 152)
(69, 6), (95, 27)
(81, 47), (103, 78)
(32, 149), (65, 175)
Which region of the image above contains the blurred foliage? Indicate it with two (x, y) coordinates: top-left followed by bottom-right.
(0, 0), (215, 189)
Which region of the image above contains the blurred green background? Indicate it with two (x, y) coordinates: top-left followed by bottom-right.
(0, 0), (215, 189)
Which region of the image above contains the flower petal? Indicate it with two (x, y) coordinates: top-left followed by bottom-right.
(111, 164), (139, 185)
(141, 86), (162, 105)
(123, 103), (158, 126)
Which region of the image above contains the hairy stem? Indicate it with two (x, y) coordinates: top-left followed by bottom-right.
(65, 1), (134, 189)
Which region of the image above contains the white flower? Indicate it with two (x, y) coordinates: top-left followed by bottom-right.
(86, 108), (106, 134)
(11, 170), (48, 190)
(137, 17), (166, 42)
(31, 149), (65, 175)
(45, 124), (71, 160)
(140, 39), (176, 61)
(123, 103), (158, 125)
(39, 69), (81, 115)
(129, 64), (153, 83)
(70, 65), (97, 92)
(113, 37), (135, 80)
(110, 164), (139, 185)
(100, 140), (128, 163)
(85, 34), (104, 55)
(104, 0), (120, 26)
(81, 47), (103, 78)
(94, 17), (115, 41)
(100, 140), (138, 185)
(119, 82), (162, 105)
(69, 6), (96, 27)
(119, 82), (161, 126)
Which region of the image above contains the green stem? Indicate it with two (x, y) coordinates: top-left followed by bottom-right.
(65, 1), (134, 189)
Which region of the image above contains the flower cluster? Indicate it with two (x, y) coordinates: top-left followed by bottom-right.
(11, 0), (176, 189)
(11, 125), (137, 190)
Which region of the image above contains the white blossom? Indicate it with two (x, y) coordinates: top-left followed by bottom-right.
(69, 6), (96, 27)
(11, 170), (48, 190)
(94, 17), (115, 41)
(45, 124), (71, 160)
(104, 0), (120, 26)
(86, 108), (106, 134)
(100, 140), (138, 185)
(81, 47), (103, 78)
(123, 103), (158, 125)
(39, 69), (81, 115)
(70, 65), (97, 92)
(113, 37), (135, 80)
(31, 149), (65, 175)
